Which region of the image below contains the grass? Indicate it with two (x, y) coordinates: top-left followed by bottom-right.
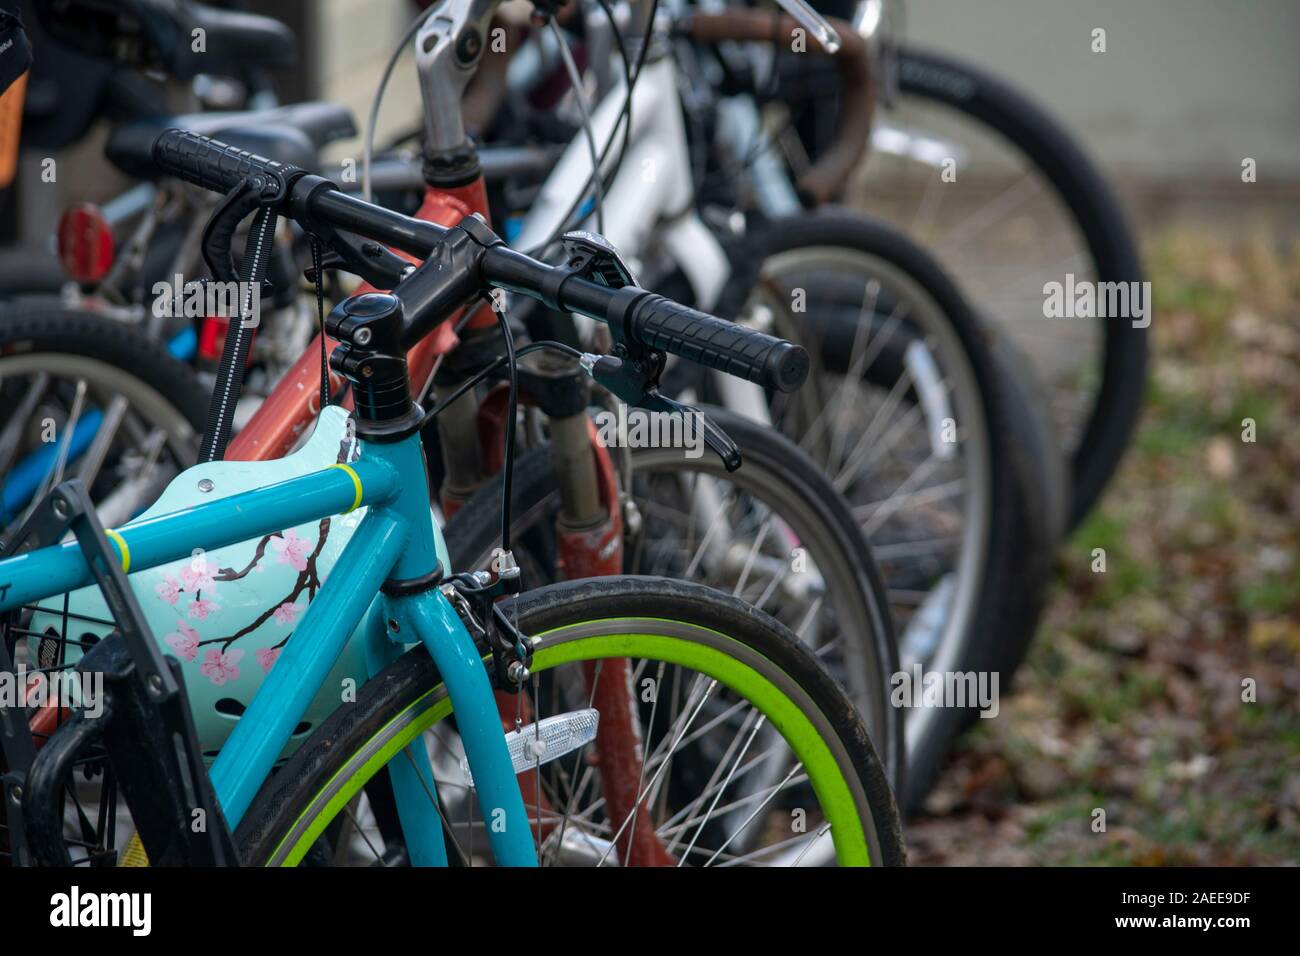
(907, 227), (1300, 866)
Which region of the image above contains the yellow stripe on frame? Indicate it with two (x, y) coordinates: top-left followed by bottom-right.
(105, 529), (130, 572)
(330, 463), (364, 513)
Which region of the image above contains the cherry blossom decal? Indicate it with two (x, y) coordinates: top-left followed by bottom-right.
(152, 517), (333, 685)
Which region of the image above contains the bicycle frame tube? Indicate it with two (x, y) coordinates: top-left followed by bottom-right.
(0, 461), (395, 613)
(208, 431), (534, 863)
(0, 435), (540, 866)
(512, 51), (731, 311)
(225, 178), (494, 463)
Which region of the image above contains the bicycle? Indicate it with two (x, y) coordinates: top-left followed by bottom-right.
(494, 0), (1059, 807)
(4, 1), (908, 859)
(0, 128), (904, 867)
(779, 0), (1147, 530)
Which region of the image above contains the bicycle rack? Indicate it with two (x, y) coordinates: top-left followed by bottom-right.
(0, 480), (238, 866)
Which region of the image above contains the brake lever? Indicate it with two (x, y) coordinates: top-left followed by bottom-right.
(302, 227), (411, 290)
(583, 357), (742, 471)
(562, 230), (744, 472)
(641, 388), (742, 472)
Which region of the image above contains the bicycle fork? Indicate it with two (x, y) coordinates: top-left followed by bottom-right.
(318, 290), (539, 867)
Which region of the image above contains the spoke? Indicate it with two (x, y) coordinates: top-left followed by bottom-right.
(47, 380), (89, 491)
(0, 372), (49, 475)
(75, 395), (129, 490)
(657, 748), (796, 837)
(750, 565), (783, 613)
(401, 747), (470, 866)
(932, 175), (1046, 252)
(703, 761), (803, 866)
(859, 455), (940, 536)
(597, 669), (715, 866)
(870, 535), (962, 559)
(341, 800), (386, 864)
(720, 822), (832, 867)
(791, 594), (825, 643)
(909, 155), (948, 239)
(830, 364), (919, 490)
(664, 705), (766, 855)
(796, 285), (903, 456)
(730, 518), (773, 598)
(549, 657), (608, 859)
(790, 823), (835, 866)
(826, 282), (885, 466)
(854, 474), (966, 529)
(18, 380), (88, 530)
(641, 672), (714, 769)
(681, 490), (738, 578)
(851, 400), (928, 476)
(646, 696), (751, 769)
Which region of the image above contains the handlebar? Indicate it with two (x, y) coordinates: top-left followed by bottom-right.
(152, 129), (808, 393)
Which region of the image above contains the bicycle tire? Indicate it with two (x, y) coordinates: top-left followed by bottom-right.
(719, 210), (1064, 810)
(234, 576), (906, 866)
(0, 305), (209, 432)
(440, 408), (904, 791)
(0, 305), (208, 529)
(891, 46), (1146, 529)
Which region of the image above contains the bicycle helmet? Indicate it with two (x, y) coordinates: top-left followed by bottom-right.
(31, 406), (444, 760)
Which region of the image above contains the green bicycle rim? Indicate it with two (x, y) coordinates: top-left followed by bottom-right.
(263, 618), (874, 866)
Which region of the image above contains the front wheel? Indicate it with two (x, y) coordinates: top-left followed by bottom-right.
(235, 577), (906, 867)
(442, 409), (903, 791)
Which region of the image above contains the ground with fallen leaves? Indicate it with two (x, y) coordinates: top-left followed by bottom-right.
(906, 228), (1300, 865)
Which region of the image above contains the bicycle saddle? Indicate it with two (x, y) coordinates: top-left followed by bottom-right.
(144, 0), (298, 78)
(105, 101), (357, 179)
(34, 0), (297, 80)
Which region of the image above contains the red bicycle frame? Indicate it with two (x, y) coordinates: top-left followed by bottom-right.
(225, 171), (669, 864)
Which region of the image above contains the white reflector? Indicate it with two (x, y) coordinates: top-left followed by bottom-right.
(461, 708), (600, 787)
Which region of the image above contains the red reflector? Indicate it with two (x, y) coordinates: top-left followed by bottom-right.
(56, 203), (114, 284)
(198, 315), (256, 367)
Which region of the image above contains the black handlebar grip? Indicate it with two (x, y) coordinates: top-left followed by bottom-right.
(152, 128), (300, 199)
(625, 293), (809, 392)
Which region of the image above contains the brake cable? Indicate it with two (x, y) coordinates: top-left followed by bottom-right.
(550, 17), (605, 236)
(361, 2), (440, 202)
(527, 0), (652, 257)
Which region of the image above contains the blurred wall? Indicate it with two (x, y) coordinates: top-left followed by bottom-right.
(902, 0), (1300, 183)
(309, 0), (1300, 183)
(313, 0), (423, 165)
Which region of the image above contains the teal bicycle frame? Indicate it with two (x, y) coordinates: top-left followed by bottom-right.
(0, 430), (539, 867)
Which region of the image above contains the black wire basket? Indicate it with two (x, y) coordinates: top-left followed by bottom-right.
(0, 479), (237, 866)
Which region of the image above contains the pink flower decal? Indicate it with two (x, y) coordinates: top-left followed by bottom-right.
(272, 530), (309, 572)
(180, 561), (216, 593)
(155, 575), (180, 606)
(200, 648), (244, 686)
(255, 646), (282, 672)
(273, 601), (303, 625)
(164, 622), (200, 662)
(187, 597), (219, 621)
